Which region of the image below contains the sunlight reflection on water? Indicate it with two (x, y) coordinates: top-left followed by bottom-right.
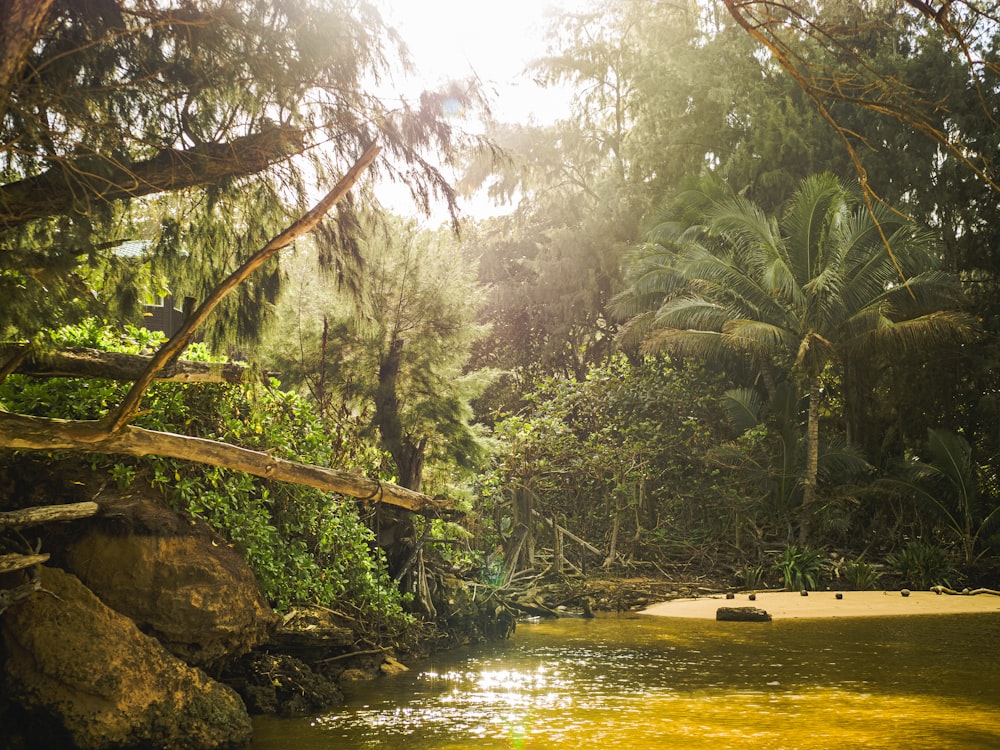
(251, 613), (1000, 750)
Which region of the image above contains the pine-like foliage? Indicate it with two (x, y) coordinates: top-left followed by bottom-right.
(1, 0), (486, 346)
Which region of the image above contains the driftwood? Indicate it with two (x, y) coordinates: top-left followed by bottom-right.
(0, 344), (254, 384)
(0, 553), (50, 574)
(0, 566), (43, 614)
(931, 585), (1000, 596)
(0, 501), (100, 529)
(0, 412), (445, 512)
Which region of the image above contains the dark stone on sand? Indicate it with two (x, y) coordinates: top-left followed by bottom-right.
(716, 606), (772, 622)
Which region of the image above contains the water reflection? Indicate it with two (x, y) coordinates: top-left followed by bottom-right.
(250, 613), (1000, 749)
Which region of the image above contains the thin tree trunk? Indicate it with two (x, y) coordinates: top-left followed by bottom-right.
(799, 374), (822, 545)
(551, 513), (563, 575)
(605, 498), (621, 568)
(107, 142), (381, 432)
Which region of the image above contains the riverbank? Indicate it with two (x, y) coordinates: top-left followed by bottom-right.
(641, 589), (1000, 619)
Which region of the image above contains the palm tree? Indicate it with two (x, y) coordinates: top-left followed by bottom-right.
(884, 429), (1000, 566)
(614, 173), (974, 543)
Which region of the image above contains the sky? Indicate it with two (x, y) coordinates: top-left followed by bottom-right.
(372, 0), (594, 219)
(376, 0), (590, 123)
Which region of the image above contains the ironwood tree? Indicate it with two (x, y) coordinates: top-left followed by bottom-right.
(0, 0), (487, 593)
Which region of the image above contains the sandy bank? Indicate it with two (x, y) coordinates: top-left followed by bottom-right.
(641, 590), (1000, 620)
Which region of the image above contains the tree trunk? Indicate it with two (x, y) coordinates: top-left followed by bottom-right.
(0, 412), (446, 513)
(370, 335), (437, 616)
(0, 128), (307, 229)
(373, 336), (428, 491)
(511, 486), (535, 572)
(0, 345), (253, 384)
(798, 374), (822, 545)
(551, 513), (563, 575)
(0, 0), (57, 120)
(605, 497), (622, 568)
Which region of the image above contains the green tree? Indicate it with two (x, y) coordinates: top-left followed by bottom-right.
(721, 0), (1000, 203)
(614, 173), (974, 543)
(0, 1), (478, 590)
(1, 0), (486, 344)
(262, 218), (490, 614)
(884, 429), (1000, 565)
(265, 219), (489, 493)
(481, 355), (732, 571)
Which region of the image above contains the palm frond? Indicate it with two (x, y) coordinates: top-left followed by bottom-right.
(721, 387), (764, 432)
(780, 173), (845, 285)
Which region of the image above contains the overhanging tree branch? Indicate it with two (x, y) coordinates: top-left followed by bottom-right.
(0, 411), (445, 512)
(105, 141), (382, 433)
(0, 344), (256, 384)
(0, 127), (307, 229)
(720, 0), (1000, 196)
(0, 0), (57, 121)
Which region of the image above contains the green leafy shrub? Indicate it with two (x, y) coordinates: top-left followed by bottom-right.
(1, 321), (409, 627)
(887, 541), (953, 589)
(772, 544), (824, 590)
(737, 563), (766, 590)
(841, 559), (882, 590)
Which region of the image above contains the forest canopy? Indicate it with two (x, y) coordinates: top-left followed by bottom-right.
(1, 0), (999, 621)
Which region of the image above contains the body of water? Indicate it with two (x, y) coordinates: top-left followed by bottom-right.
(250, 612), (1000, 749)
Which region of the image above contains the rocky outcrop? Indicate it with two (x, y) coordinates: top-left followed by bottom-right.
(227, 652), (343, 716)
(1, 566), (253, 749)
(62, 496), (276, 668)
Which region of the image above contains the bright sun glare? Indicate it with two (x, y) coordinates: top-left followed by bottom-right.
(371, 0), (591, 219)
(376, 0), (589, 124)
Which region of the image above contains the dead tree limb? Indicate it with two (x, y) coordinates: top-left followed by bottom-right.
(0, 412), (447, 513)
(0, 553), (50, 574)
(0, 344), (254, 384)
(0, 502), (100, 529)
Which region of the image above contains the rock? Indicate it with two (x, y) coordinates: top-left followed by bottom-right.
(1, 567), (252, 750)
(716, 606), (772, 622)
(339, 668), (375, 682)
(800, 590), (809, 596)
(725, 592), (735, 599)
(380, 655), (409, 676)
(748, 593), (756, 601)
(265, 607), (355, 663)
(901, 589), (911, 597)
(63, 496), (276, 668)
(836, 593), (843, 600)
(228, 652), (342, 716)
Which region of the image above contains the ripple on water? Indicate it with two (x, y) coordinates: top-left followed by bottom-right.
(250, 614), (1000, 750)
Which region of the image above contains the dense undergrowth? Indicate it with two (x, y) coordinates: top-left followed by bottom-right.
(1, 321), (412, 629)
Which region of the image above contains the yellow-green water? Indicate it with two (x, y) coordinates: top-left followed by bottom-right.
(249, 613), (1000, 749)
